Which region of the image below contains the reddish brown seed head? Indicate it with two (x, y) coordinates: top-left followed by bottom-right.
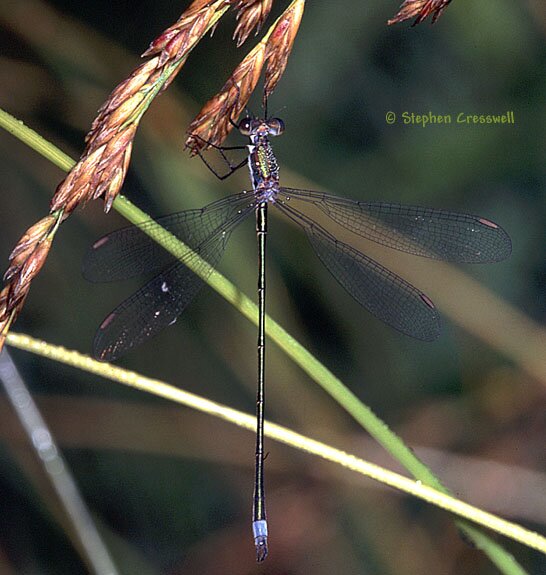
(388, 0), (453, 26)
(233, 0), (274, 47)
(186, 0), (305, 152)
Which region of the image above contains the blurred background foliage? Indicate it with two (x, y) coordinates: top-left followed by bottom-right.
(0, 0), (545, 573)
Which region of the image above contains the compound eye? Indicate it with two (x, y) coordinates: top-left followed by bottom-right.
(238, 118), (253, 136)
(268, 118), (285, 136)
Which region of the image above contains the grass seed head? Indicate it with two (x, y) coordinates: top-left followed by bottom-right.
(186, 39), (268, 151)
(8, 216), (56, 262)
(263, 0), (304, 102)
(14, 238), (53, 296)
(233, 0), (273, 47)
(0, 286), (21, 351)
(142, 0), (228, 65)
(186, 0), (306, 151)
(388, 0), (453, 26)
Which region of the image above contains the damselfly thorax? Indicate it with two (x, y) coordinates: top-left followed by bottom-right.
(240, 116), (284, 201)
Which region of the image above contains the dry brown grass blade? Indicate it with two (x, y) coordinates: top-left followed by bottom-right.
(388, 0), (453, 26)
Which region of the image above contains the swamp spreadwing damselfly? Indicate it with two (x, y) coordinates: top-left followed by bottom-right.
(84, 115), (511, 561)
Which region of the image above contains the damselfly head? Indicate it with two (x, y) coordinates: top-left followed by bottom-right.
(238, 117), (285, 137)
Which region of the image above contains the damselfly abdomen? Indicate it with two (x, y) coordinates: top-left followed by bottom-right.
(84, 116), (511, 561)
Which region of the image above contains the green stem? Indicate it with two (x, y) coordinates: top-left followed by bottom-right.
(0, 107), (533, 574)
(0, 108), (75, 172)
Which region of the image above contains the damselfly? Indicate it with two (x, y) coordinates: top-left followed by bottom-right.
(84, 116), (511, 561)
